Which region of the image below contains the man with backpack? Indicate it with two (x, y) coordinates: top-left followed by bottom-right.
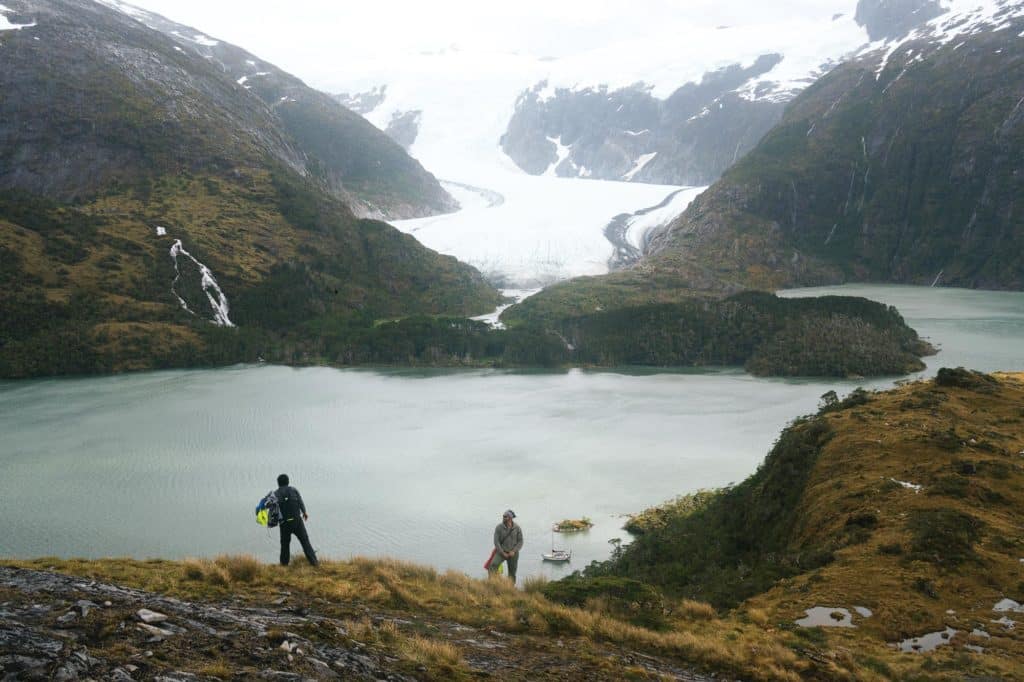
(274, 474), (319, 567)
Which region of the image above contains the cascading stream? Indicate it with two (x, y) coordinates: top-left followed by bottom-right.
(168, 238), (234, 327)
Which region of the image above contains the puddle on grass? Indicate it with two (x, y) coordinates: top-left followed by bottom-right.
(894, 627), (958, 653)
(795, 607), (856, 628)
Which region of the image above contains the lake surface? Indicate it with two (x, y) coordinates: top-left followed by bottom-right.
(1, 285), (1022, 580)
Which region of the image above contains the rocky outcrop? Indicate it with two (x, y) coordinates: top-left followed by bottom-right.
(0, 565), (715, 680)
(500, 55), (786, 185)
(335, 85), (387, 115)
(384, 110), (422, 150)
(854, 0), (946, 41)
(0, 566), (414, 680)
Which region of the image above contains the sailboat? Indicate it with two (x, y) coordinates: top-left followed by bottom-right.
(542, 530), (572, 562)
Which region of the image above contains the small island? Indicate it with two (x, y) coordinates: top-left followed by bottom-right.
(553, 518), (594, 533)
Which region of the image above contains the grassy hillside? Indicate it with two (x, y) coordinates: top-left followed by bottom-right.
(644, 20), (1024, 292)
(570, 369), (1024, 678)
(5, 371), (1023, 680)
(0, 170), (499, 378)
(0, 0), (498, 378)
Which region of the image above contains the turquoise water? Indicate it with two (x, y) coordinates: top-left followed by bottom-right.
(1, 285), (1021, 580)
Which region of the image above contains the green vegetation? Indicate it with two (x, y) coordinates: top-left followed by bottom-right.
(553, 518), (594, 533)
(506, 290), (931, 378)
(582, 411), (839, 609)
(525, 371), (1024, 680)
(0, 173), (500, 379)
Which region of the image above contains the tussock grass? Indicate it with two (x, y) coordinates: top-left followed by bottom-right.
(396, 635), (464, 669)
(214, 554), (262, 583)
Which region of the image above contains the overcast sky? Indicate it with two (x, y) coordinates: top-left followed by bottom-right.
(124, 0), (858, 89)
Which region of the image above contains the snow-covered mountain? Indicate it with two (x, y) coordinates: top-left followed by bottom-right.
(324, 2), (882, 287)
(340, 3), (873, 184)
(88, 0), (455, 220)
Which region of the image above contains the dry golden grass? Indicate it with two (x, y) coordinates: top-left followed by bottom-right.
(396, 635), (464, 669)
(213, 554), (262, 583)
(676, 599), (716, 621)
(520, 574), (549, 594)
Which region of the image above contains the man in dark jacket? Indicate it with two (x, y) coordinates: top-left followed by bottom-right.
(276, 474), (318, 567)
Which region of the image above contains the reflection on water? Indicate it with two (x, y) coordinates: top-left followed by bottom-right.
(1, 285), (1022, 580)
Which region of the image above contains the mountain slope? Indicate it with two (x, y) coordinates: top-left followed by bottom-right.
(644, 1), (1024, 291)
(98, 0), (458, 220)
(508, 1), (1024, 320)
(0, 0), (498, 378)
(569, 370), (1024, 678)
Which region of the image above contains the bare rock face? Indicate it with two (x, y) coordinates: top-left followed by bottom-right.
(384, 110), (423, 150)
(500, 55), (785, 186)
(854, 0), (946, 41)
(336, 85), (388, 115)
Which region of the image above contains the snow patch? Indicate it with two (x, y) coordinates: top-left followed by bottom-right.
(994, 598), (1024, 613)
(94, 0), (152, 22)
(544, 136), (573, 177)
(0, 3), (35, 32)
(622, 152), (658, 182)
(623, 129), (650, 136)
(890, 478), (923, 492)
(169, 239), (234, 327)
(170, 30), (220, 47)
(992, 616), (1016, 629)
(155, 226), (167, 237)
(471, 289), (541, 329)
(854, 606), (873, 618)
(861, 0), (1024, 83)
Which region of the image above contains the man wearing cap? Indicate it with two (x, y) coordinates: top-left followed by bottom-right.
(489, 509), (524, 584)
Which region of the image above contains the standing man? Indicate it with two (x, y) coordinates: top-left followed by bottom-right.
(488, 509), (523, 584)
(276, 474), (319, 567)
